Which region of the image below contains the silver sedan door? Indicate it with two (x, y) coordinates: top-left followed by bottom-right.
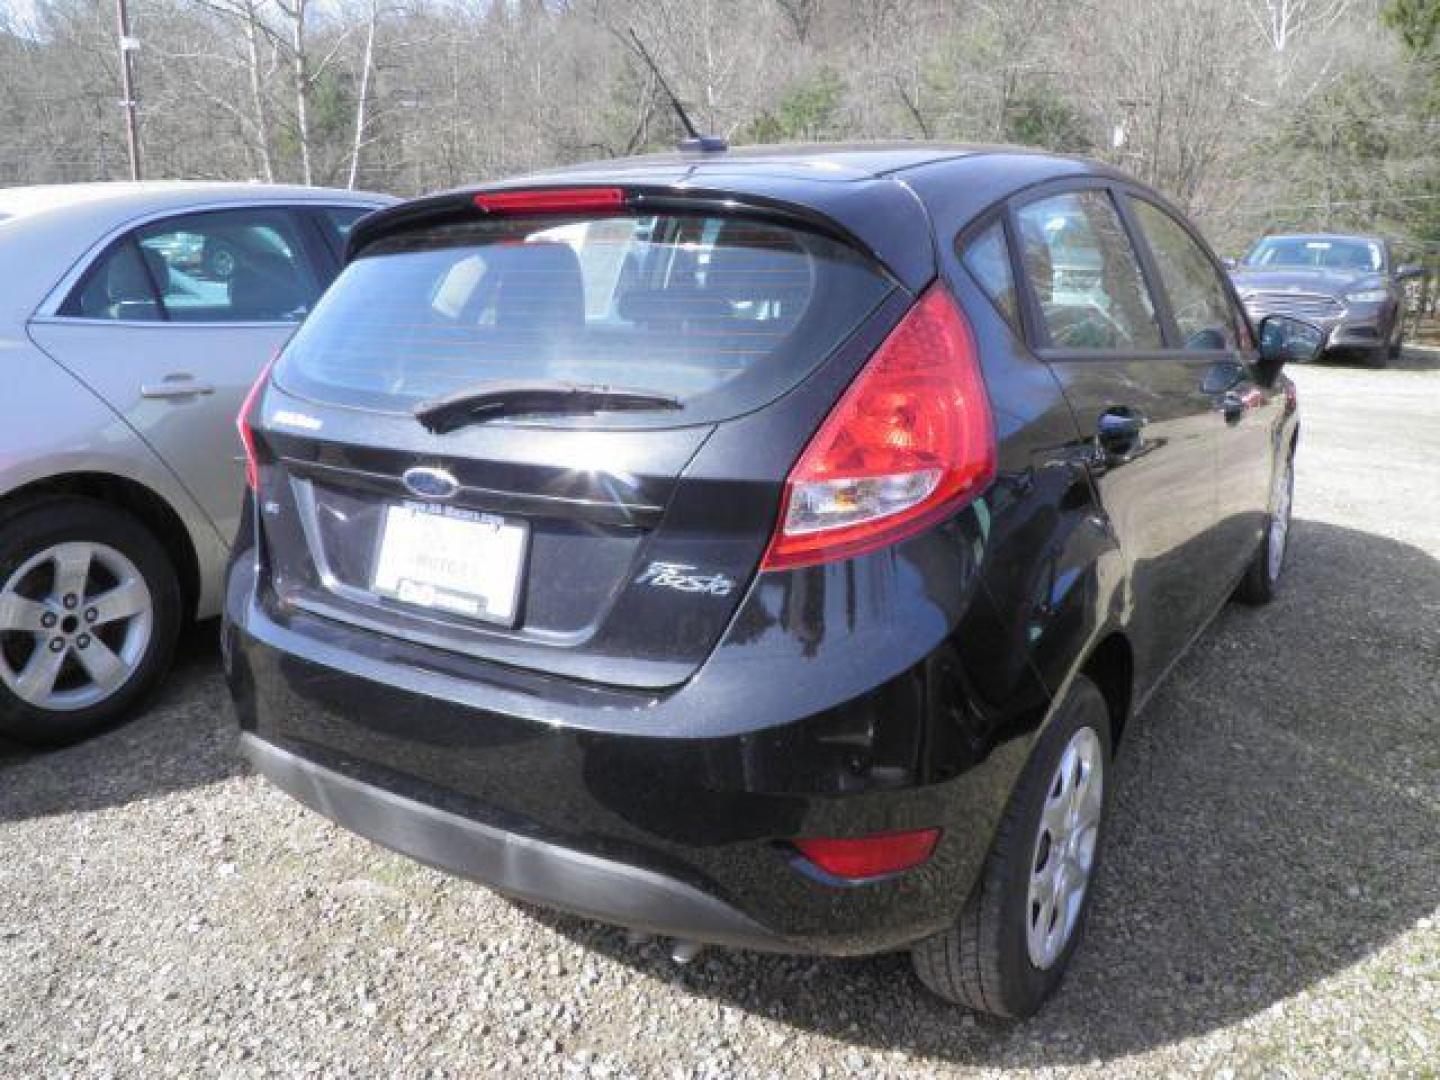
(29, 206), (327, 544)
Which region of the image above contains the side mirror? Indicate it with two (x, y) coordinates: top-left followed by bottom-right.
(1255, 314), (1323, 383)
(1221, 256), (1238, 271)
(1396, 263), (1423, 281)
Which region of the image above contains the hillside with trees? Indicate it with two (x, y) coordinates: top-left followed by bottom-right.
(2, 0), (1438, 255)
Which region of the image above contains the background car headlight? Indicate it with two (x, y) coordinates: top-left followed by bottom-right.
(1346, 288), (1390, 303)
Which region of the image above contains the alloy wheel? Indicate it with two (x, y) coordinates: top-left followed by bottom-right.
(0, 542), (153, 712)
(1026, 725), (1104, 970)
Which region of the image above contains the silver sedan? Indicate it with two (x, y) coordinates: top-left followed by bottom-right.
(0, 182), (393, 743)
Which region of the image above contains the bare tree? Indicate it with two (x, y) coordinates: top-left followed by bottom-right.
(1245, 0), (1352, 53)
(2, 0), (1436, 257)
(1065, 0), (1251, 209)
(273, 0), (313, 184)
(615, 0), (788, 139)
(774, 0), (818, 43)
(192, 0), (278, 181)
(346, 0), (380, 188)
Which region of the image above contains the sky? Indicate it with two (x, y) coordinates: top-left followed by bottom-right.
(1, 0), (41, 36)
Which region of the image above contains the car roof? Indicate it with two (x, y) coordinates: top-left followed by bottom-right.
(0, 181), (391, 223)
(486, 141), (1115, 187)
(520, 142), (992, 182)
(358, 143), (1121, 292)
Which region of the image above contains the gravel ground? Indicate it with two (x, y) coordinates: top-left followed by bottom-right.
(2, 353), (1437, 1079)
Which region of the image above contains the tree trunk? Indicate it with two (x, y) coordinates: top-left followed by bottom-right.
(243, 2), (275, 182)
(347, 0), (377, 189)
(283, 0), (313, 185)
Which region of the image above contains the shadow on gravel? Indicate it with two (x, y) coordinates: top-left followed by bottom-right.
(0, 623), (242, 823)
(534, 518), (1440, 1066)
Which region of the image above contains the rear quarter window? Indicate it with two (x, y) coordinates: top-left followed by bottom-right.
(961, 221), (1020, 329)
(274, 213), (893, 426)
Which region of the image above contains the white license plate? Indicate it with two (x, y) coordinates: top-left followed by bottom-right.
(371, 502), (527, 624)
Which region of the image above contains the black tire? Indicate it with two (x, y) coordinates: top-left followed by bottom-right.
(1364, 345), (1389, 369)
(912, 675), (1113, 1018)
(0, 498), (181, 746)
(1234, 450), (1294, 607)
(1389, 328), (1404, 361)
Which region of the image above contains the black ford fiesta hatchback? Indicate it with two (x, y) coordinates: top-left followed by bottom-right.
(224, 144), (1312, 1017)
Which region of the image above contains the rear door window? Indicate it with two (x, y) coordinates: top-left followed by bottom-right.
(316, 205), (375, 261)
(322, 206), (370, 242)
(274, 213), (893, 425)
(60, 240), (164, 321)
(1130, 198), (1241, 350)
(1015, 190), (1162, 350)
(134, 209), (320, 323)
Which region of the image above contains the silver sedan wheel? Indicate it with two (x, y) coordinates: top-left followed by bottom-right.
(0, 542), (153, 712)
(1267, 458), (1294, 583)
(1026, 725), (1104, 970)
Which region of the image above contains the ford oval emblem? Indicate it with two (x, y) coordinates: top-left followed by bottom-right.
(402, 466), (460, 501)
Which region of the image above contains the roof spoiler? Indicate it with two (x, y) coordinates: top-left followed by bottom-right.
(344, 184), (903, 287)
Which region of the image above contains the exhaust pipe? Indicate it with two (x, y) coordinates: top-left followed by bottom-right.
(622, 928), (702, 964)
(669, 938), (704, 964)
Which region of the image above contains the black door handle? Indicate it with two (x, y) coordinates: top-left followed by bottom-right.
(1096, 408), (1146, 461)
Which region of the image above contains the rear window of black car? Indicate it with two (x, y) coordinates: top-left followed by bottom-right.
(274, 213), (893, 426)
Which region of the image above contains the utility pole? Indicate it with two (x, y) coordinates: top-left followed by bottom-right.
(115, 0), (141, 181)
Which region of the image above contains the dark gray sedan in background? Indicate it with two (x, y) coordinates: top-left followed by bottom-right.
(1229, 233), (1420, 367)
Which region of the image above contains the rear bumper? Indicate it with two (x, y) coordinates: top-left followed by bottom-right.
(240, 732), (787, 951)
(223, 532), (1039, 956)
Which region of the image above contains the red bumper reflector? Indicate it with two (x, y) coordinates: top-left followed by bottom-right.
(474, 187), (626, 215)
(793, 828), (941, 880)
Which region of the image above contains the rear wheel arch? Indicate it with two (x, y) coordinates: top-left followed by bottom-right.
(1279, 423), (1299, 481)
(913, 670), (1114, 1015)
(0, 472), (201, 622)
(1078, 632), (1134, 746)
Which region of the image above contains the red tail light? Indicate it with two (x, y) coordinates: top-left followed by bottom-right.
(793, 828), (942, 880)
(762, 285), (995, 570)
(237, 354), (277, 492)
(474, 187), (625, 215)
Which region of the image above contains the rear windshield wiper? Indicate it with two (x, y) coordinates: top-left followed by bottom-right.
(414, 380), (683, 434)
